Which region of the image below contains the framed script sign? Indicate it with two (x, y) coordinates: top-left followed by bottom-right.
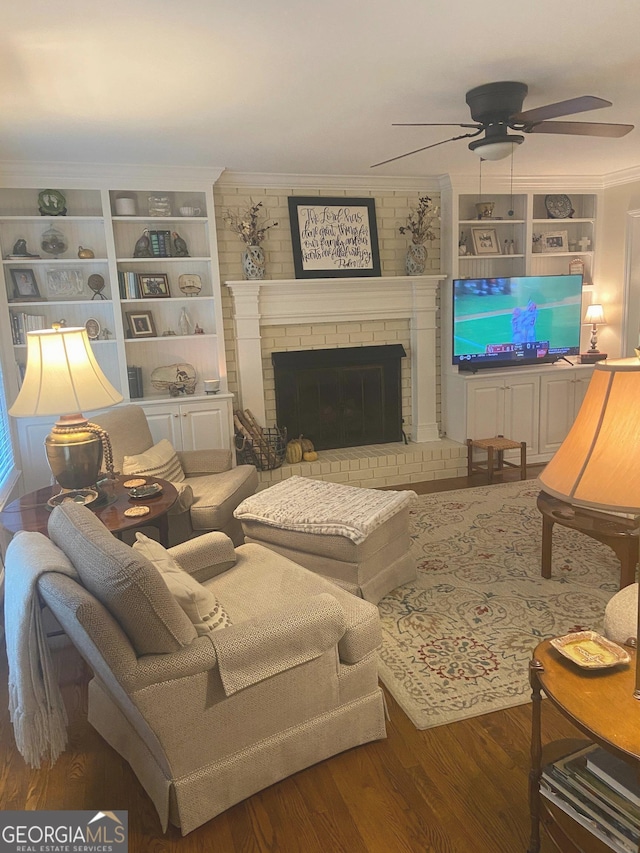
(287, 197), (381, 278)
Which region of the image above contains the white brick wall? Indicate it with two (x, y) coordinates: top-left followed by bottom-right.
(214, 183), (442, 429)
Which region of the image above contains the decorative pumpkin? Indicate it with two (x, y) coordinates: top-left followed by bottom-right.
(285, 438), (303, 464)
(303, 451), (318, 462)
(299, 435), (315, 453)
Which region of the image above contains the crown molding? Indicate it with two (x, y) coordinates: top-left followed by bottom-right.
(602, 165), (640, 188)
(0, 161), (225, 189)
(216, 170), (444, 193)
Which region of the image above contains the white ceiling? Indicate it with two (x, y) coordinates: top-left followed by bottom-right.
(2, 0), (639, 180)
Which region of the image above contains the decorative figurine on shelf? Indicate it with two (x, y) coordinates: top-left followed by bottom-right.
(133, 229), (153, 258)
(38, 189), (67, 216)
(178, 307), (194, 336)
(178, 273), (202, 296)
(458, 232), (468, 256)
(101, 327), (112, 340)
(88, 273), (106, 300)
(7, 238), (40, 259)
(172, 232), (189, 257)
(194, 323), (204, 334)
(77, 245), (95, 259)
(40, 226), (68, 257)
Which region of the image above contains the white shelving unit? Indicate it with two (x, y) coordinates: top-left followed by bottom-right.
(0, 166), (234, 492)
(441, 181), (602, 462)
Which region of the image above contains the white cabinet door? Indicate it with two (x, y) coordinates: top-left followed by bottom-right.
(142, 405), (183, 449)
(466, 380), (505, 440)
(504, 375), (539, 452)
(539, 369), (593, 454)
(179, 400), (230, 452)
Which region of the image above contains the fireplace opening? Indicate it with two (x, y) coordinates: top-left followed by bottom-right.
(272, 344), (406, 450)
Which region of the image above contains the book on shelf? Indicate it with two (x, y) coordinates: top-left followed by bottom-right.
(586, 748), (640, 808)
(127, 365), (143, 399)
(149, 230), (172, 258)
(11, 311), (46, 345)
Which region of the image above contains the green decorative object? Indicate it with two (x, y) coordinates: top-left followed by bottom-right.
(40, 226), (68, 257)
(38, 189), (67, 216)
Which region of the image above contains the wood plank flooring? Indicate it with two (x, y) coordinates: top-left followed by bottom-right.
(0, 464), (576, 852)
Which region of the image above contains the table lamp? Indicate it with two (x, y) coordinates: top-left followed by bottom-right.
(539, 357), (640, 696)
(580, 303), (608, 363)
(9, 326), (123, 493)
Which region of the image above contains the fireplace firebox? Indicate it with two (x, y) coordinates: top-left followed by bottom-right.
(272, 344), (406, 450)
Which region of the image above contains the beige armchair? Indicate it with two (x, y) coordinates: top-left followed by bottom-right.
(93, 404), (258, 545)
(10, 502), (385, 834)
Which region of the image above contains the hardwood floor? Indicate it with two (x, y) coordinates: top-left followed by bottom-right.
(0, 463), (575, 853)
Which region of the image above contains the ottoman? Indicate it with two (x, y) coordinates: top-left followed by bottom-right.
(233, 476), (416, 604)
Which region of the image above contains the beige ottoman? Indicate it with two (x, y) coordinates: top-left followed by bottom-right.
(234, 476), (416, 604)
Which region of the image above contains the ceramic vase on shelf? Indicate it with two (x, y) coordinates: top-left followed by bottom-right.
(405, 243), (427, 276)
(242, 245), (266, 280)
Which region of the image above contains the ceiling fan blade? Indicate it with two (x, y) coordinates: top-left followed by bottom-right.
(392, 123), (481, 128)
(512, 95), (612, 124)
(526, 120), (634, 137)
(371, 132), (480, 168)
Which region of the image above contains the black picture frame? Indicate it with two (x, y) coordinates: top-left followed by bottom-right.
(9, 268), (41, 301)
(139, 273), (170, 298)
(287, 196), (381, 278)
(126, 310), (156, 338)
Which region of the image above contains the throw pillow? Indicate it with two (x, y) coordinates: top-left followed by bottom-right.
(133, 533), (231, 635)
(123, 438), (186, 483)
(48, 503), (197, 655)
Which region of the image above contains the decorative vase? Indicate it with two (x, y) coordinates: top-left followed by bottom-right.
(242, 245), (266, 280)
(405, 243), (427, 276)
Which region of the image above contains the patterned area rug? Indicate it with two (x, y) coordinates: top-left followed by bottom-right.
(377, 480), (620, 730)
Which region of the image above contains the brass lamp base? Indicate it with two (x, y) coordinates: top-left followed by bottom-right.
(45, 414), (103, 490)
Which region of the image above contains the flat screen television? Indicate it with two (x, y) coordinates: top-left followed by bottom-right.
(452, 274), (583, 371)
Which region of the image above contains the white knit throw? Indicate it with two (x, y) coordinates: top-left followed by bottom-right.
(4, 531), (78, 768)
(234, 475), (416, 543)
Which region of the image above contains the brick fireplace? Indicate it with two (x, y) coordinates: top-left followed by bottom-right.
(226, 275), (467, 488)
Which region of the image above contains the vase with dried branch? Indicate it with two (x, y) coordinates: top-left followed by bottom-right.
(399, 196), (440, 275)
(224, 201), (278, 280)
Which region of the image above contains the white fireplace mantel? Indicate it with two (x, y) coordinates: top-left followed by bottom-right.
(226, 275), (445, 443)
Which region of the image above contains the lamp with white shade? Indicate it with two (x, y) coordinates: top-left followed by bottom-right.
(580, 303), (608, 363)
(539, 357), (640, 696)
(9, 326), (123, 494)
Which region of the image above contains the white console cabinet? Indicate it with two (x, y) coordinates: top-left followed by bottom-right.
(143, 396), (233, 453)
(445, 363), (593, 462)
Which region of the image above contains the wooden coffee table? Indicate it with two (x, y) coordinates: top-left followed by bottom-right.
(0, 474), (177, 547)
(537, 490), (640, 590)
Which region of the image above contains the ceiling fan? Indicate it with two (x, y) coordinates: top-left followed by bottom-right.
(372, 81), (634, 167)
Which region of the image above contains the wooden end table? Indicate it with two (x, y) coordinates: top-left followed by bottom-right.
(537, 490), (640, 590)
(528, 639), (640, 852)
(0, 474), (177, 547)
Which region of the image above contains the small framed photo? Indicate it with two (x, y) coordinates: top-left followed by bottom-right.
(541, 230), (568, 253)
(45, 267), (84, 299)
(471, 227), (500, 255)
(126, 310), (156, 338)
(138, 273), (170, 298)
(85, 318), (101, 340)
(9, 268), (41, 301)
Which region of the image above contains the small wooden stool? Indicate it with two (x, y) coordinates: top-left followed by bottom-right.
(466, 435), (527, 483)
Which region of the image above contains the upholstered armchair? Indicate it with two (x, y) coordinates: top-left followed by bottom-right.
(92, 404), (258, 545)
(8, 502), (385, 834)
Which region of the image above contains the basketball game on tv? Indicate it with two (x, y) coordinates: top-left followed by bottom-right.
(452, 274), (583, 370)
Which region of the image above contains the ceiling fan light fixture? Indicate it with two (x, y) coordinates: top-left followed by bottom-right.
(468, 135), (524, 160)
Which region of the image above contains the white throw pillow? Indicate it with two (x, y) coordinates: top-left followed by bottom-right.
(123, 438), (186, 483)
(132, 533), (231, 635)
